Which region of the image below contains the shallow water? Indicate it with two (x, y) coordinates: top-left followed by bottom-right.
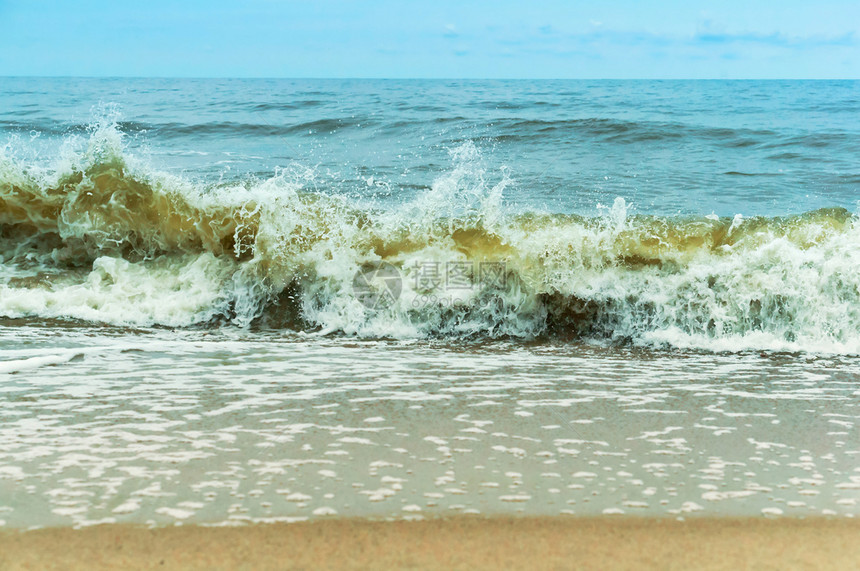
(1, 79), (859, 527)
(0, 325), (857, 527)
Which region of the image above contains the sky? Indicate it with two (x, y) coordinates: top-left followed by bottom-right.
(0, 0), (858, 78)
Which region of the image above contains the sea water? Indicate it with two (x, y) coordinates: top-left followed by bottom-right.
(0, 79), (858, 527)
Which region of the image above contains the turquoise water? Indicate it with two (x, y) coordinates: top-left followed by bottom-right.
(1, 80), (859, 348)
(3, 79), (859, 215)
(0, 79), (858, 527)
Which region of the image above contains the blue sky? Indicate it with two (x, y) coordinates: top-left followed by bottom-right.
(1, 0), (857, 78)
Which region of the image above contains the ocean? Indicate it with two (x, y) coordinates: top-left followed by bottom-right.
(0, 78), (858, 528)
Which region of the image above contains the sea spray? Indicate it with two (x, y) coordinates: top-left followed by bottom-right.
(1, 121), (859, 352)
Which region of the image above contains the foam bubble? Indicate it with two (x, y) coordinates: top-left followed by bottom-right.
(2, 124), (859, 353)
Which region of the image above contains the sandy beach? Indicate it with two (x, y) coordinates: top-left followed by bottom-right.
(2, 79), (860, 570)
(2, 517), (859, 570)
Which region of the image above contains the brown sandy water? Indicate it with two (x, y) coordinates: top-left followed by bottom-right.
(3, 77), (860, 570)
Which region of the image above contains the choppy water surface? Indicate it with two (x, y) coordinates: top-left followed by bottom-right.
(0, 79), (859, 526)
(2, 79), (860, 350)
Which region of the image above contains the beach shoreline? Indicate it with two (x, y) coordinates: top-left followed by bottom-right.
(2, 79), (860, 570)
(2, 516), (859, 570)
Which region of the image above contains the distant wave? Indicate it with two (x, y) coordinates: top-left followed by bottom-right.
(2, 120), (859, 353)
(0, 118), (373, 138)
(486, 117), (779, 144)
(7, 114), (851, 152)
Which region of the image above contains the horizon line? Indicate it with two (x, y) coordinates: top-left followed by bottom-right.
(1, 75), (858, 81)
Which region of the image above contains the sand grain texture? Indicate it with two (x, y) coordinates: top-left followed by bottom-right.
(2, 517), (859, 570)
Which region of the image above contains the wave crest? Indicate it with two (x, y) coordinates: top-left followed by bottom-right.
(1, 124), (859, 353)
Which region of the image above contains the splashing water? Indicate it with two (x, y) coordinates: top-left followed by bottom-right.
(1, 116), (859, 353)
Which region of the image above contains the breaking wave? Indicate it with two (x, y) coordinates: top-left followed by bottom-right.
(2, 120), (859, 353)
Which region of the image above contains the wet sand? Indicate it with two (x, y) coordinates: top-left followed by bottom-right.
(3, 334), (859, 528)
(2, 517), (859, 570)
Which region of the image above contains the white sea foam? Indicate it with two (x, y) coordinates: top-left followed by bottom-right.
(2, 123), (859, 353)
